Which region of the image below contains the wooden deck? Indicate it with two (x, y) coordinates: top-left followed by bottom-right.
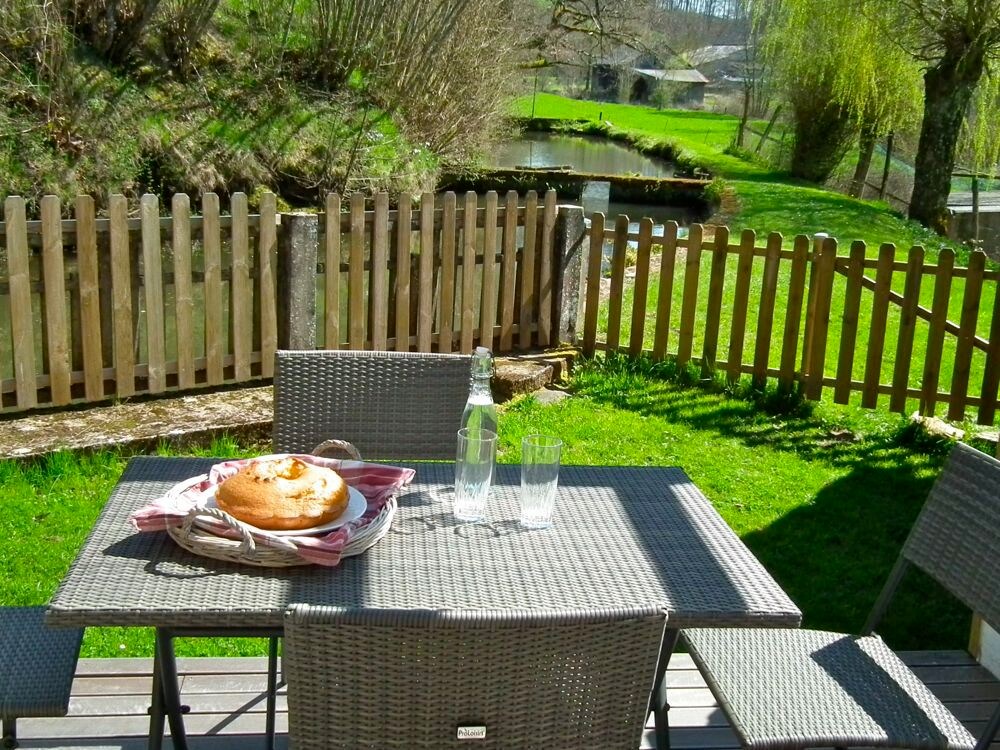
(11, 651), (999, 749)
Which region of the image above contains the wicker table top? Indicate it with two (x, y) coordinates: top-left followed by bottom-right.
(47, 457), (801, 630)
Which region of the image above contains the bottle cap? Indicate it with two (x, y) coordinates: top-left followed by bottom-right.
(471, 347), (493, 377)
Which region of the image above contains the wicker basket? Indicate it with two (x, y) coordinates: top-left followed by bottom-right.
(167, 499), (396, 567)
(165, 441), (397, 567)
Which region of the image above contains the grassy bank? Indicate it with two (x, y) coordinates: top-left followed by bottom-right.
(513, 93), (947, 252)
(516, 94), (997, 422)
(2, 0), (519, 208)
(2, 54), (437, 210)
(0, 359), (975, 657)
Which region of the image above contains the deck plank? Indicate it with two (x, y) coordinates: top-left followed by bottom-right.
(910, 664), (999, 683)
(67, 692), (287, 716)
(11, 651), (997, 749)
(898, 649), (984, 666)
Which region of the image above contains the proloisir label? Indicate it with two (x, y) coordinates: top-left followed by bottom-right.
(457, 725), (487, 740)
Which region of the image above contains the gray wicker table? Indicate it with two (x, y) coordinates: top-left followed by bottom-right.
(48, 456), (801, 748)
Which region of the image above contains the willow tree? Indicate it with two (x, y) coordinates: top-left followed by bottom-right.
(877, 0), (1000, 230)
(760, 0), (1000, 229)
(756, 0), (920, 183)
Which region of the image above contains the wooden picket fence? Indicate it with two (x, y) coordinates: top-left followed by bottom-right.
(319, 190), (558, 354)
(583, 215), (1000, 424)
(8, 188), (999, 424)
(0, 190), (557, 412)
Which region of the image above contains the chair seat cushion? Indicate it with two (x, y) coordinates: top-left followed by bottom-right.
(682, 628), (976, 750)
(0, 607), (82, 719)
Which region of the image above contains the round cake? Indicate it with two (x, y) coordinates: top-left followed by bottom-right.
(215, 457), (350, 531)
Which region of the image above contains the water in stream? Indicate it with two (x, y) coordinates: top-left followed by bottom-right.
(493, 132), (675, 178)
(491, 131), (696, 232)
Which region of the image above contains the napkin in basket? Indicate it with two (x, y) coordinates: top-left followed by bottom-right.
(129, 455), (415, 566)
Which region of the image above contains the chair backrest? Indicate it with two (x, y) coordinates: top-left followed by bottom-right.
(866, 442), (1000, 636)
(284, 604), (666, 750)
(898, 442), (1000, 631)
(273, 350), (471, 460)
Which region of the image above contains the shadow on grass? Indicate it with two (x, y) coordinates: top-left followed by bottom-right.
(572, 355), (968, 650)
(744, 465), (967, 650)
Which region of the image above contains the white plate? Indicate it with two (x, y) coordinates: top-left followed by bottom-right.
(196, 485), (367, 537)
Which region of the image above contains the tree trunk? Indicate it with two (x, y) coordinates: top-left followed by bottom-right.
(849, 119), (879, 198)
(736, 81), (751, 148)
(908, 44), (987, 231)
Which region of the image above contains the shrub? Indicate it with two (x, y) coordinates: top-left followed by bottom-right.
(703, 176), (727, 204)
(151, 0), (221, 72)
(63, 0), (164, 65)
(300, 0), (517, 161)
(0, 0), (72, 107)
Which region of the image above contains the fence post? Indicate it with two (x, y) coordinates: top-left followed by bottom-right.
(554, 204), (587, 345)
(805, 237), (837, 400)
(799, 232), (828, 385)
(972, 177), (981, 243)
(277, 212), (319, 350)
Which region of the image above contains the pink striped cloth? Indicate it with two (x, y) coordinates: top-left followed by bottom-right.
(129, 455), (415, 566)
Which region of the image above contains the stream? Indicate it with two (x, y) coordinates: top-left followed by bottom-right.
(491, 131), (698, 230)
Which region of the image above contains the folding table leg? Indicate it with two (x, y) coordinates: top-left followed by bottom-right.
(266, 636), (279, 750)
(2, 717), (17, 749)
(650, 628), (680, 750)
(151, 626), (279, 750)
(154, 629), (189, 750)
(147, 642), (166, 750)
(974, 704), (1000, 750)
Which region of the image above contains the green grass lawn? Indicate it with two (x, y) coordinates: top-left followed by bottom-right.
(604, 230), (993, 423)
(515, 94), (996, 422)
(0, 359), (977, 658)
(507, 356), (974, 653)
(0, 435), (269, 659)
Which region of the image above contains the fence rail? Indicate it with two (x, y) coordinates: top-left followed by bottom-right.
(583, 217), (1000, 424)
(0, 190), (559, 412)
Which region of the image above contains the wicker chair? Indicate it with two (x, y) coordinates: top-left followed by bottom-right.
(259, 349), (471, 747)
(283, 604), (666, 749)
(683, 442), (1000, 750)
(158, 351), (474, 750)
(273, 349), (472, 459)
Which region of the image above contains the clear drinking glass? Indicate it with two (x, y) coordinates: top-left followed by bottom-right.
(454, 428), (497, 522)
(520, 435), (562, 529)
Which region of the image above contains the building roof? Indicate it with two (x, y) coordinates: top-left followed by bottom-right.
(633, 68), (710, 84)
(595, 45), (654, 67)
(685, 45), (745, 66)
(596, 48), (634, 66)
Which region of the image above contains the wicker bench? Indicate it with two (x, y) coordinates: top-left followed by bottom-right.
(0, 607), (83, 749)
